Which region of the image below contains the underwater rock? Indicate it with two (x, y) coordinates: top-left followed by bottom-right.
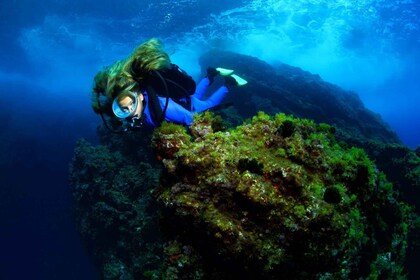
(199, 50), (419, 208)
(362, 141), (420, 206)
(69, 113), (418, 279)
(151, 112), (416, 279)
(70, 51), (419, 279)
(69, 139), (163, 279)
(199, 50), (399, 145)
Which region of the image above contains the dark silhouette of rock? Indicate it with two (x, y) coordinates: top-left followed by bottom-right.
(199, 50), (400, 145)
(200, 50), (419, 207)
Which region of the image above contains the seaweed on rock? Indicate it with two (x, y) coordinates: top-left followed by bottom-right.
(70, 113), (418, 279)
(69, 138), (163, 279)
(150, 112), (417, 279)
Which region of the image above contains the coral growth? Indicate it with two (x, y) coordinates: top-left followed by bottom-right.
(199, 51), (420, 206)
(70, 114), (418, 279)
(73, 48), (420, 279)
(151, 112), (416, 279)
(69, 138), (163, 279)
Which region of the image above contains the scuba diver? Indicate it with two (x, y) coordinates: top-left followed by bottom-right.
(91, 38), (247, 132)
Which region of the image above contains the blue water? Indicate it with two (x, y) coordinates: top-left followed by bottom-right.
(0, 0), (419, 279)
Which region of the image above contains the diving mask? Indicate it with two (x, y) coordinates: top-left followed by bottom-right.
(112, 91), (139, 119)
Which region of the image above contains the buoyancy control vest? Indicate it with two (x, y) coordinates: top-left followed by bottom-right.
(143, 64), (196, 127)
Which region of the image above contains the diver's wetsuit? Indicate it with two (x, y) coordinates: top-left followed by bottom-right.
(142, 77), (228, 127)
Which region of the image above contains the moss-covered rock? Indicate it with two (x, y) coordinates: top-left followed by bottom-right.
(199, 51), (400, 146)
(152, 112), (416, 279)
(199, 51), (420, 207)
(69, 139), (163, 280)
(362, 142), (420, 205)
(73, 49), (420, 279)
(69, 112), (418, 279)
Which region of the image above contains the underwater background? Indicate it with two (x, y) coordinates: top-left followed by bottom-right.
(0, 0), (419, 279)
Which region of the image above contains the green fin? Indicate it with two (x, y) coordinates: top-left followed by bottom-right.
(230, 74), (248, 86)
(216, 67), (234, 76)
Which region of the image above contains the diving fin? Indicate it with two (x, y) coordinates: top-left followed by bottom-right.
(216, 67), (234, 76)
(230, 74), (248, 86)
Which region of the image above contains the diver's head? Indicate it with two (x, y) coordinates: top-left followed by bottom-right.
(112, 90), (144, 119)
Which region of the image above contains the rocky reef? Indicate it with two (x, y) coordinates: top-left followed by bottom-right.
(151, 112), (415, 279)
(200, 51), (419, 206)
(70, 52), (420, 279)
(69, 130), (163, 279)
(70, 112), (418, 279)
(199, 51), (399, 146)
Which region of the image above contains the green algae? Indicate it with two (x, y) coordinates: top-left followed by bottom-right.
(152, 111), (416, 279)
(70, 112), (418, 279)
(69, 139), (163, 280)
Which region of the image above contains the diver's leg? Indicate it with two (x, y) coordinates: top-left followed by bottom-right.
(192, 78), (210, 100)
(191, 86), (229, 113)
